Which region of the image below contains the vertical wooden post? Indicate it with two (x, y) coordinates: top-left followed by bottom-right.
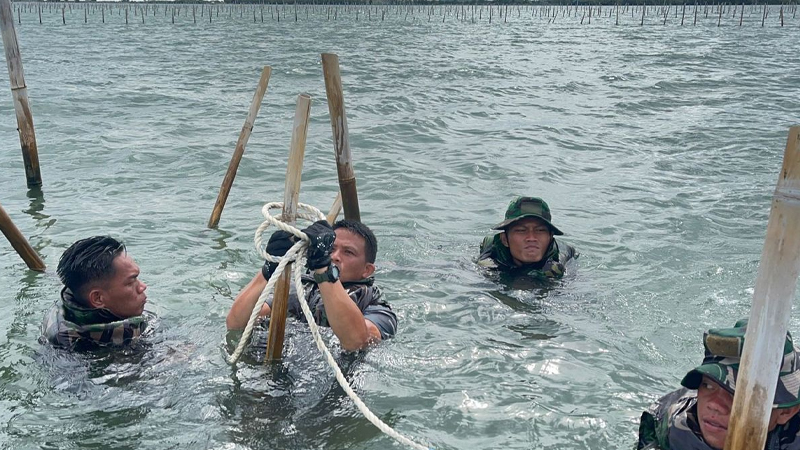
(265, 94), (312, 361)
(208, 67), (272, 228)
(321, 54), (361, 222)
(0, 202), (45, 271)
(0, 0), (42, 188)
(725, 126), (800, 450)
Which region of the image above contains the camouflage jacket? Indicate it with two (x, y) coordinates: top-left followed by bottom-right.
(636, 388), (800, 450)
(477, 233), (577, 279)
(40, 287), (152, 351)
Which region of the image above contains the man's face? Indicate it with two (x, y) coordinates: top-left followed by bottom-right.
(499, 217), (553, 266)
(92, 254), (148, 319)
(696, 375), (799, 449)
(331, 228), (375, 283)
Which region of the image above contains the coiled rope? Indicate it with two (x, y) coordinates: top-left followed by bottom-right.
(227, 201), (430, 450)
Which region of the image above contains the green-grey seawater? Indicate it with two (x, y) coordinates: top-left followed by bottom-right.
(1, 4), (799, 449)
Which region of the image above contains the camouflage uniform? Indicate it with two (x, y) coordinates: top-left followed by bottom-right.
(40, 287), (151, 351)
(478, 196), (577, 279)
(636, 320), (800, 450)
(261, 274), (397, 340)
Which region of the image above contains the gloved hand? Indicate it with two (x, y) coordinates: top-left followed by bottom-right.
(302, 220), (335, 270)
(261, 230), (295, 280)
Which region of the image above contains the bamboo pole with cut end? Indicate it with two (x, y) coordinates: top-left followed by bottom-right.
(321, 54), (360, 222)
(0, 202), (45, 271)
(725, 126), (800, 450)
(208, 67), (272, 228)
(265, 94), (311, 362)
(0, 0), (42, 188)
(327, 192), (343, 225)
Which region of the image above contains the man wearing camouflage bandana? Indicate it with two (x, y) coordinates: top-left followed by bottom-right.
(636, 319), (800, 450)
(40, 236), (152, 351)
(478, 196), (577, 280)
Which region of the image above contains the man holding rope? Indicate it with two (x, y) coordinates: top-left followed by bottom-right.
(226, 219), (397, 352)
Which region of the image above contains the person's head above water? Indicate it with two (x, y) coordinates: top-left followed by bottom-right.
(680, 319), (800, 449)
(494, 197), (564, 265)
(57, 236), (147, 319)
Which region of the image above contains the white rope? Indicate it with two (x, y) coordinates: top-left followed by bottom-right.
(227, 201), (431, 450)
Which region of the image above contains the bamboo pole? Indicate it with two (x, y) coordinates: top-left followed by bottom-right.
(321, 54), (360, 222)
(265, 93), (311, 361)
(725, 126), (800, 450)
(327, 192), (343, 225)
(208, 67), (272, 228)
(0, 0), (42, 188)
(0, 202), (45, 271)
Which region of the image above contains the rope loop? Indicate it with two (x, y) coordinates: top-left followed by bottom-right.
(226, 200), (431, 450)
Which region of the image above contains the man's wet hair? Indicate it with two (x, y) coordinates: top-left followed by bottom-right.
(333, 220), (378, 264)
(57, 236), (126, 303)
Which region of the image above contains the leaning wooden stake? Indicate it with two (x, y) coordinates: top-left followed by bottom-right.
(321, 53), (361, 222)
(327, 191), (343, 225)
(0, 202), (45, 271)
(725, 126), (800, 450)
(265, 93), (311, 361)
(0, 0), (41, 188)
(208, 66), (272, 228)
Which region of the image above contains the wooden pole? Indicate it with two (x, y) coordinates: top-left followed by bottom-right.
(725, 126), (800, 450)
(321, 53), (361, 222)
(265, 93), (311, 361)
(0, 0), (42, 188)
(208, 67), (272, 228)
(327, 191), (342, 225)
(0, 202), (45, 271)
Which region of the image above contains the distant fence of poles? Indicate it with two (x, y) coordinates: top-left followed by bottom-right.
(8, 1), (800, 27)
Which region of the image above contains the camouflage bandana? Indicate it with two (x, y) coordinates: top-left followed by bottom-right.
(493, 196), (564, 235)
(41, 288), (150, 351)
(680, 319), (800, 408)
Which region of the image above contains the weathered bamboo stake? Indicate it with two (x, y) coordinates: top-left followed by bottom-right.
(321, 53), (361, 222)
(762, 4), (767, 26)
(0, 0), (41, 188)
(265, 93), (311, 362)
(725, 126), (800, 450)
(61, 5), (64, 24)
(740, 1), (744, 25)
(327, 192), (342, 225)
(718, 2), (723, 25)
(0, 202), (45, 271)
(208, 67), (272, 228)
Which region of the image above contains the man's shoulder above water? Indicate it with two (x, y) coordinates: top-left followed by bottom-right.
(41, 288), (152, 351)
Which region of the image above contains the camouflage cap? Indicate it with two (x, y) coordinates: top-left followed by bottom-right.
(493, 196), (564, 235)
(680, 319), (800, 408)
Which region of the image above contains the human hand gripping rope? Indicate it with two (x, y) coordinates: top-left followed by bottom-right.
(227, 201), (431, 450)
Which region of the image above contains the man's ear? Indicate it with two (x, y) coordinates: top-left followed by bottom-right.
(499, 232), (510, 248)
(775, 405), (800, 426)
(87, 288), (105, 309)
(361, 262), (376, 279)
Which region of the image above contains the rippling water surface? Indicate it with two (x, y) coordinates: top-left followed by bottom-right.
(1, 4), (799, 449)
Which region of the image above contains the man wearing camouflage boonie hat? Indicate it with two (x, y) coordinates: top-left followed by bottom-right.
(478, 196), (577, 280)
(40, 236), (153, 351)
(636, 319), (800, 450)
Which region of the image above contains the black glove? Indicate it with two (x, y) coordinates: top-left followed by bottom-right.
(302, 220), (335, 270)
(261, 230), (295, 280)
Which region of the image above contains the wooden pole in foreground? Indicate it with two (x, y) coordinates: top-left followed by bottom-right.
(0, 202), (45, 271)
(725, 126), (800, 450)
(208, 66), (272, 228)
(265, 93), (311, 361)
(321, 53), (361, 222)
(0, 0), (42, 188)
